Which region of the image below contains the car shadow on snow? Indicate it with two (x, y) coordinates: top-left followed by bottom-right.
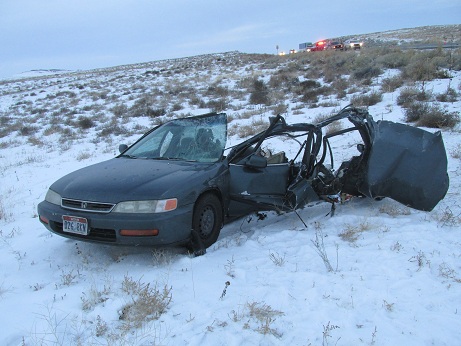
(59, 197), (397, 262)
(61, 238), (189, 266)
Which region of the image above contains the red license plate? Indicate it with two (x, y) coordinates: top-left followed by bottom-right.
(62, 215), (88, 235)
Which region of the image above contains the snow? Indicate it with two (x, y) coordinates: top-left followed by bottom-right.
(1, 55), (461, 346)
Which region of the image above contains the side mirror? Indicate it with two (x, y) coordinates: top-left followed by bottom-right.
(119, 144), (128, 153)
(245, 154), (267, 169)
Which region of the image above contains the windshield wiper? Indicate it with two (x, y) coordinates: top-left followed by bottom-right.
(152, 156), (175, 160)
(153, 157), (197, 162)
(119, 154), (137, 159)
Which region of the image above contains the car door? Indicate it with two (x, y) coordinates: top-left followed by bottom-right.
(358, 120), (449, 211)
(228, 123), (320, 213)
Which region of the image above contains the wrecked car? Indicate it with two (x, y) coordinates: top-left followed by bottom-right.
(37, 106), (449, 252)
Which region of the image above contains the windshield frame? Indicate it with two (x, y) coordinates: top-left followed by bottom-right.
(120, 112), (227, 163)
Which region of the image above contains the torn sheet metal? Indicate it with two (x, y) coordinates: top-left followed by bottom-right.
(361, 121), (449, 211)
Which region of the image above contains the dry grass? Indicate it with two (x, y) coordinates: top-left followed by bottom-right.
(0, 200), (5, 221)
(231, 301), (284, 337)
(379, 204), (411, 217)
(450, 143), (461, 159)
(432, 207), (461, 227)
(439, 262), (461, 283)
(397, 87), (430, 108)
(76, 151), (92, 161)
(338, 220), (373, 243)
(380, 75), (404, 92)
(119, 275), (172, 329)
(0, 200), (14, 223)
(401, 100), (460, 128)
(351, 91), (383, 107)
(81, 284), (111, 311)
(229, 118), (268, 138)
(415, 104), (460, 128)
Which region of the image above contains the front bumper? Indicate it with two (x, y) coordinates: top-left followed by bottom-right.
(37, 200), (193, 246)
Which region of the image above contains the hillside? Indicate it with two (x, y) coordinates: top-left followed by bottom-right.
(336, 24), (461, 46)
(1, 24), (459, 82)
(0, 28), (461, 345)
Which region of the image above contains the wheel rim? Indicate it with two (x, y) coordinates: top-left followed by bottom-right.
(199, 206), (215, 238)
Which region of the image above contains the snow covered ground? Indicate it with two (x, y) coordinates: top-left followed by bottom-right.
(0, 54), (460, 346)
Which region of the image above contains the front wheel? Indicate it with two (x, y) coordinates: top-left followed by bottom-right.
(192, 193), (223, 248)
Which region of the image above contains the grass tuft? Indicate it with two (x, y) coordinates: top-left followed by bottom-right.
(119, 275), (172, 329)
(338, 220), (372, 243)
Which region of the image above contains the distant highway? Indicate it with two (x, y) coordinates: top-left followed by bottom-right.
(397, 42), (460, 50)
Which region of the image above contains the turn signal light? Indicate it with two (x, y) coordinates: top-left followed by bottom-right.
(39, 215), (49, 224)
(120, 229), (159, 237)
(164, 199), (177, 211)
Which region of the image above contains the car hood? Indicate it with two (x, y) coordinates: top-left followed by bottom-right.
(51, 157), (213, 203)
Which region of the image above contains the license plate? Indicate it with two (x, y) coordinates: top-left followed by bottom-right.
(62, 215), (88, 235)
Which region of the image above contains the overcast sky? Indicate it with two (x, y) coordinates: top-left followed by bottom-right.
(1, 0), (460, 79)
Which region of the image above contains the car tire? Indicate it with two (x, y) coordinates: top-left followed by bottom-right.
(192, 193), (223, 248)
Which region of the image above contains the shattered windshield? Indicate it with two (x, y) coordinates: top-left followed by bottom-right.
(122, 113), (227, 163)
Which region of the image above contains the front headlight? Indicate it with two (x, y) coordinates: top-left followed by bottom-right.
(112, 198), (177, 213)
(45, 189), (61, 205)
